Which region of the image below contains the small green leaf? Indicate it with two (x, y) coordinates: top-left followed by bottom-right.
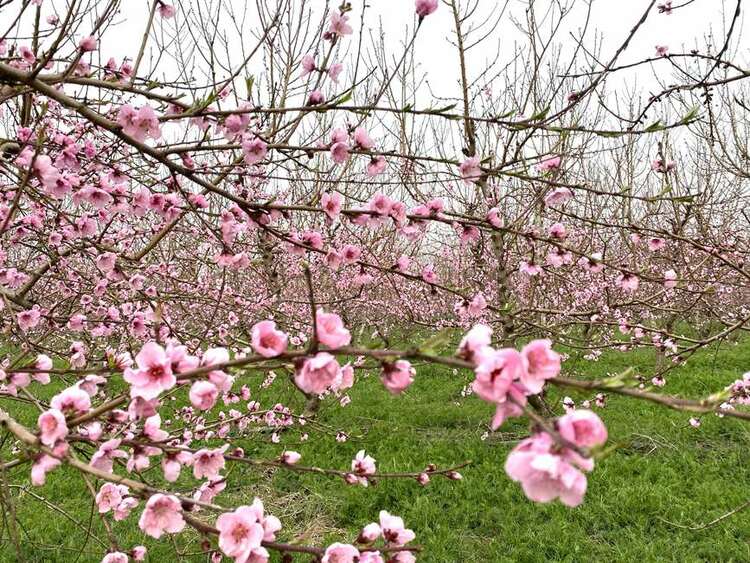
(332, 88), (354, 105)
(529, 106), (550, 121)
(644, 120), (665, 132)
(671, 195), (696, 203)
(679, 105), (700, 125)
(430, 103), (457, 114)
(495, 109), (517, 120)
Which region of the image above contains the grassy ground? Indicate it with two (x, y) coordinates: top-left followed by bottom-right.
(2, 338), (750, 562)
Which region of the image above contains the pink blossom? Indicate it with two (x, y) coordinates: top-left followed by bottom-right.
(101, 553), (128, 563)
(381, 360), (415, 394)
(538, 156), (561, 172)
(96, 483), (129, 513)
(132, 546), (147, 561)
(193, 445), (228, 480)
(322, 544), (359, 563)
(658, 1), (673, 14)
(216, 505), (265, 561)
(17, 306), (42, 331)
(369, 193), (393, 216)
(158, 3), (176, 18)
(295, 353), (341, 394)
(327, 249), (343, 270)
(472, 348), (524, 403)
(341, 244), (361, 264)
(331, 127), (349, 144)
(143, 413), (169, 441)
(251, 320), (289, 357)
(520, 339), (561, 394)
(123, 342), (176, 399)
(321, 192), (342, 220)
(615, 272), (639, 293)
(328, 62), (344, 82)
(544, 187), (572, 207)
(458, 324), (493, 364)
(31, 454), (61, 486)
(416, 0), (439, 18)
(190, 380), (219, 410)
(334, 363), (355, 391)
(487, 207), (503, 228)
(557, 410), (608, 448)
(655, 45), (669, 56)
(396, 255), (411, 272)
(301, 230), (324, 250)
(647, 237), (666, 252)
(90, 439), (128, 473)
(32, 356), (52, 384)
(367, 156), (387, 176)
(359, 523), (382, 543)
(663, 269), (678, 289)
(50, 385), (91, 414)
(467, 293), (487, 316)
(162, 451), (192, 482)
(379, 511), (415, 546)
(117, 105), (161, 142)
(491, 398), (526, 430)
(307, 90), (325, 105)
(79, 36), (97, 52)
(19, 45), (36, 64)
(421, 264), (437, 283)
(281, 451), (301, 465)
(242, 136), (268, 165)
(519, 261), (542, 276)
(651, 158), (676, 173)
(138, 494), (185, 538)
(504, 432), (589, 507)
(352, 449), (376, 477)
(580, 252), (604, 273)
(390, 553), (416, 563)
(549, 222), (567, 239)
(316, 310), (351, 348)
(328, 12), (353, 36)
(38, 409), (68, 446)
(353, 127), (374, 149)
(301, 54), (316, 75)
(330, 142), (350, 164)
(459, 157), (481, 184)
(114, 497), (139, 521)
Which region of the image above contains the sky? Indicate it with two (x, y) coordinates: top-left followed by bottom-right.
(72, 0), (745, 104)
(3, 0), (746, 148)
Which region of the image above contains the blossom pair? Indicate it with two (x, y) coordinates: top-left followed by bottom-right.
(505, 410), (607, 506)
(459, 325), (561, 429)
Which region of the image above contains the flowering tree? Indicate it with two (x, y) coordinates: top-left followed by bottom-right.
(0, 0), (749, 561)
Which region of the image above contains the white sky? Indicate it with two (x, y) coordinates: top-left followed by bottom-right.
(80, 0), (745, 104)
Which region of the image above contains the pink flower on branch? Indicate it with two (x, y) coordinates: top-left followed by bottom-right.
(124, 342), (176, 400)
(416, 0), (439, 18)
(138, 494), (185, 538)
(316, 309), (351, 349)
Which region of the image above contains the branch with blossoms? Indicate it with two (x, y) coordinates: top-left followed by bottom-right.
(1, 0), (750, 560)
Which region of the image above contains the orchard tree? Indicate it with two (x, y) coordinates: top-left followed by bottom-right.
(0, 0), (749, 561)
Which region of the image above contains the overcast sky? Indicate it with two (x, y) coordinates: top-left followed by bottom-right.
(4, 0), (745, 115)
(77, 0), (743, 104)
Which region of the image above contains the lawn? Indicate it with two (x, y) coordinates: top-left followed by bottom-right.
(2, 337), (750, 562)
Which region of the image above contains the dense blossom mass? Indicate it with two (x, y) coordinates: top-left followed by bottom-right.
(0, 0), (749, 560)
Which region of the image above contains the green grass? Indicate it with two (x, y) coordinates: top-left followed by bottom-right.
(2, 338), (750, 562)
